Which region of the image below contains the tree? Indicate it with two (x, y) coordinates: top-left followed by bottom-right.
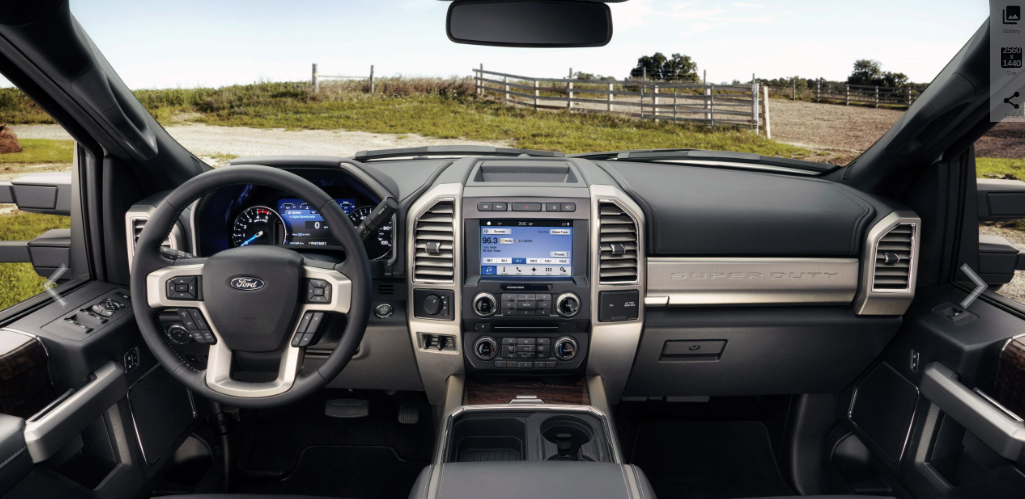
(629, 52), (698, 82)
(848, 59), (910, 88)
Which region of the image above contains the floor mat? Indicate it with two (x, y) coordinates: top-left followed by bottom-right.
(629, 420), (794, 499)
(234, 390), (434, 498)
(235, 446), (426, 499)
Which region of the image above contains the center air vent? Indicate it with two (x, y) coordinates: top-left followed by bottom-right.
(413, 200), (455, 282)
(872, 223), (914, 291)
(598, 201), (639, 284)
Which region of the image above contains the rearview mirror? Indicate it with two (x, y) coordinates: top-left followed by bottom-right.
(446, 0), (613, 48)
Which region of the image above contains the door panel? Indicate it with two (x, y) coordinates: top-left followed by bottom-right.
(837, 284), (1025, 499)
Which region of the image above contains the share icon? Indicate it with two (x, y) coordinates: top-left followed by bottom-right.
(1005, 91), (1021, 109)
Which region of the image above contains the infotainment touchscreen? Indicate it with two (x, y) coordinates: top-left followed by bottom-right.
(480, 220), (572, 277)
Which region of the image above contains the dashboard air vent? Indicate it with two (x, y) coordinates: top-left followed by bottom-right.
(413, 200), (455, 282)
(132, 217), (173, 250)
(872, 223), (914, 291)
(598, 201), (638, 284)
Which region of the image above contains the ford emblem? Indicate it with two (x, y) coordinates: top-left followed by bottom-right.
(229, 277), (265, 291)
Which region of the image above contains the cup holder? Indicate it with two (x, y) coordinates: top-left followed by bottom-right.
(540, 416), (600, 462)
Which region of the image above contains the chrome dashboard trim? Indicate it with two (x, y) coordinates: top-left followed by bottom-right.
(406, 183), (464, 405)
(645, 257), (859, 307)
(587, 185), (645, 405)
(853, 211), (921, 316)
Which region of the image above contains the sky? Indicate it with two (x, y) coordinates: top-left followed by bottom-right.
(28, 0), (991, 89)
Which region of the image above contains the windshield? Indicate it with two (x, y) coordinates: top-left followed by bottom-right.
(0, 1), (992, 167)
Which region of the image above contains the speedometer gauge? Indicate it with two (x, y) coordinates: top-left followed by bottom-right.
(348, 206), (393, 259)
(232, 206), (286, 247)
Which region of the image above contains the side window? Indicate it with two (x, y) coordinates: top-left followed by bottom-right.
(0, 87), (76, 311)
(976, 125), (1025, 305)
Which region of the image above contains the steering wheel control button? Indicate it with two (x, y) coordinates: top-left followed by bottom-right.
(165, 324), (192, 345)
(598, 290), (640, 322)
(306, 279), (332, 303)
(374, 303), (394, 319)
(176, 308), (199, 330)
(188, 308), (210, 329)
(474, 336), (498, 360)
(473, 292), (498, 317)
(166, 275), (199, 300)
(555, 293), (581, 318)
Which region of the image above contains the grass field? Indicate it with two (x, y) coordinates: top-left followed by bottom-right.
(0, 81), (808, 158)
(0, 138), (74, 165)
(0, 212), (71, 311)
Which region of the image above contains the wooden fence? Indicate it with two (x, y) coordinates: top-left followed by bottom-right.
(813, 80), (920, 108)
(312, 63), (375, 94)
(473, 67), (769, 136)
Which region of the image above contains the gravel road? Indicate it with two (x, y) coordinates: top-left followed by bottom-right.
(9, 123), (510, 166)
(768, 99), (905, 163)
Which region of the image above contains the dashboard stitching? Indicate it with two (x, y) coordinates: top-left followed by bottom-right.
(829, 184), (873, 255)
(631, 465), (646, 499)
(436, 462), (445, 499)
(618, 463), (632, 499)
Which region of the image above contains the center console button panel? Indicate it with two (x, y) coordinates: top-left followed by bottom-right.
(464, 332), (588, 372)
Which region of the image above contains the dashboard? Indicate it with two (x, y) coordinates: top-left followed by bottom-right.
(135, 154), (921, 408)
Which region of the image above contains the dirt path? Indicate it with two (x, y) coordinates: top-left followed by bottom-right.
(768, 99), (905, 163)
(9, 123), (511, 166)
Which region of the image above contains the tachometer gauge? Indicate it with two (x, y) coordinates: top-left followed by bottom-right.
(348, 206), (393, 259)
(232, 206), (286, 247)
(338, 200), (357, 214)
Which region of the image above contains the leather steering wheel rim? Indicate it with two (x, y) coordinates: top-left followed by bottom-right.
(130, 165), (372, 409)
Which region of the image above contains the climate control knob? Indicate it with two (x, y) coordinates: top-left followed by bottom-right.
(554, 336), (578, 361)
(555, 293), (581, 318)
(472, 292), (498, 317)
(474, 336), (498, 360)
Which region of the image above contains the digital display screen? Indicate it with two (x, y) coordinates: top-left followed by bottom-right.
(480, 220), (572, 277)
(277, 198), (356, 246)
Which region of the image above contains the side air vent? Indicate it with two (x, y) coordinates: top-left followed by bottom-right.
(598, 201), (639, 284)
(872, 223), (915, 292)
(413, 200), (455, 282)
(131, 217), (174, 250)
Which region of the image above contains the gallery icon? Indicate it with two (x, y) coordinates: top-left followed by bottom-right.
(1005, 6), (1021, 25)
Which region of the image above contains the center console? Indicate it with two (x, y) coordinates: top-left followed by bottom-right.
(461, 198), (591, 374)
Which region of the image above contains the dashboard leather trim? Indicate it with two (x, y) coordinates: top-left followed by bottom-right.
(596, 160), (878, 257)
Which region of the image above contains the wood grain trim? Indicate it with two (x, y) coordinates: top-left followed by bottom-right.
(992, 337), (1025, 419)
(0, 332), (55, 419)
(464, 377), (589, 406)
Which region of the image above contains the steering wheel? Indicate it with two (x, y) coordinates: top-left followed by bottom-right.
(130, 165), (372, 408)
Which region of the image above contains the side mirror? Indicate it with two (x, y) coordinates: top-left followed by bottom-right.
(446, 0), (613, 48)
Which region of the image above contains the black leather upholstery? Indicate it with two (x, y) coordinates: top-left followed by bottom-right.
(407, 462), (656, 499)
(0, 414), (30, 496)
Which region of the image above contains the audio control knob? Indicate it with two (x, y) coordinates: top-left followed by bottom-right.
(474, 336), (498, 360)
(472, 292), (497, 318)
(555, 292), (581, 318)
(554, 336), (578, 361)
